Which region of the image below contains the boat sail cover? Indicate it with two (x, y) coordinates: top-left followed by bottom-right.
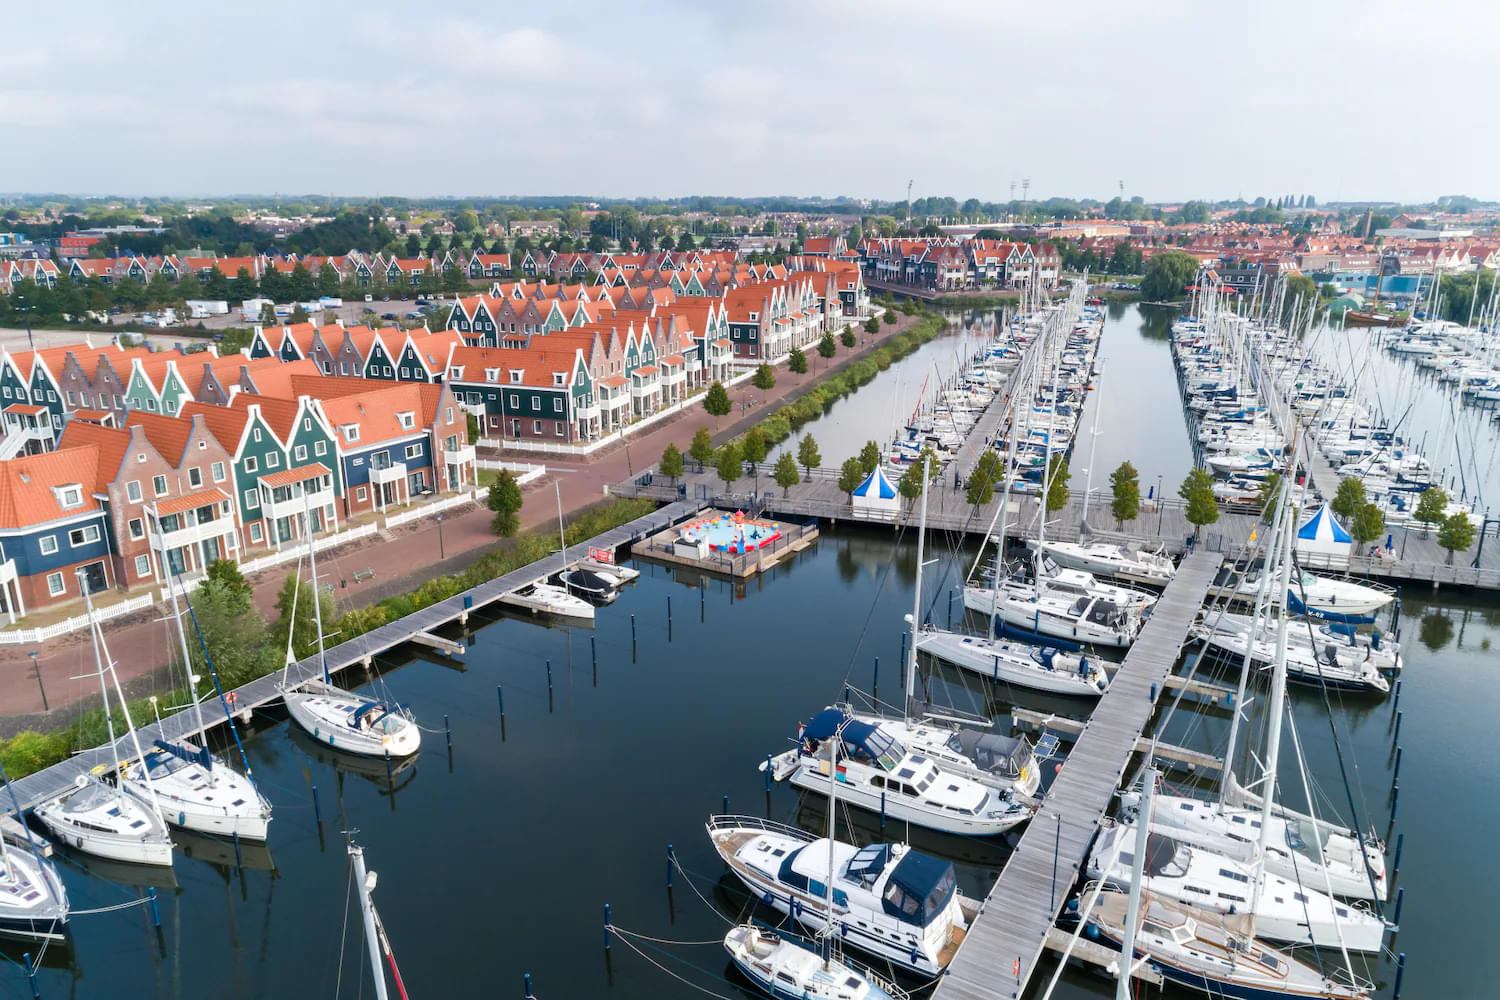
(1294, 502), (1352, 566)
(852, 467), (900, 519)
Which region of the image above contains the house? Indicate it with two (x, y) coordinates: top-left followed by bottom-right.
(178, 399), (303, 551)
(0, 444), (114, 618)
(446, 345), (591, 442)
(468, 253), (512, 279)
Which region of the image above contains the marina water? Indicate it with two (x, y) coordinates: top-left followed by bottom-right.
(29, 304), (1490, 999)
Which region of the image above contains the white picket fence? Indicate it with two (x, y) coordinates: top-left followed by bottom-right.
(475, 459), (547, 487)
(0, 592), (156, 646)
(384, 490), (480, 530)
(236, 523), (380, 577)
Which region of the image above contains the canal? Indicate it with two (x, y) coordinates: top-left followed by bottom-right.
(29, 301), (1480, 1000)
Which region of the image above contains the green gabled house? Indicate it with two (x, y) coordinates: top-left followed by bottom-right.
(122, 356), (194, 415)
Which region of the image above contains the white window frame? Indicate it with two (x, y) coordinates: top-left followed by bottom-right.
(39, 535), (58, 555)
(152, 475), (168, 497)
(134, 554), (152, 579)
(212, 462), (226, 482)
(244, 456), (258, 473)
(128, 518), (144, 540)
(46, 572), (65, 597)
(403, 443), (422, 460)
(248, 522), (263, 543)
(69, 524), (100, 547)
(244, 488), (260, 510)
(188, 467), (203, 488)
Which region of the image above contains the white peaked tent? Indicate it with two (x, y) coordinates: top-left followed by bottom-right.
(851, 466), (900, 520)
(1295, 501), (1353, 567)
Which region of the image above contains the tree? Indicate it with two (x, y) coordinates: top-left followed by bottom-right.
(716, 443), (743, 490)
(752, 364), (776, 390)
(741, 427), (768, 471)
(773, 452), (800, 495)
(840, 328), (856, 348)
(1331, 477), (1367, 520)
(966, 451), (1003, 507)
(1256, 470), (1282, 520)
(858, 440), (882, 476)
(839, 456), (866, 500)
(788, 348), (808, 374)
(703, 380), (732, 420)
(466, 412), (481, 442)
(864, 316), (879, 335)
(189, 576), (279, 689)
(689, 426), (714, 465)
(1437, 511), (1476, 564)
(1179, 466), (1219, 539)
(1140, 251), (1198, 302)
(1044, 455), (1071, 514)
(289, 304), (309, 325)
(1413, 485), (1448, 535)
(659, 442), (684, 485)
(204, 558), (250, 601)
(405, 234), (422, 258)
(273, 570), (337, 663)
(796, 435), (821, 478)
(1109, 461), (1141, 529)
(486, 469), (523, 535)
(1350, 502), (1385, 550)
(882, 311), (898, 327)
(817, 331), (837, 359)
(898, 448), (941, 502)
(259, 302), (277, 325)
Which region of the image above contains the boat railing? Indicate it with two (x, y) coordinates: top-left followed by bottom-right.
(706, 814), (815, 842)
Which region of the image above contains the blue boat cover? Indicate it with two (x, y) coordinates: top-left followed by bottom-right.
(882, 850), (957, 926)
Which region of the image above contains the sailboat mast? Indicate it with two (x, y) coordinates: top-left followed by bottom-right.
(1080, 357), (1103, 527)
(305, 494), (330, 684)
(1116, 766), (1154, 1000)
(152, 502), (209, 754)
(555, 481), (567, 576)
(823, 724), (839, 968)
(82, 575), (164, 816)
(79, 574), (125, 783)
(1035, 320), (1062, 599)
(350, 843), (392, 1000)
(906, 454), (930, 713)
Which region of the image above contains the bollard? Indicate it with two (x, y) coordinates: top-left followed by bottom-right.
(23, 952), (37, 999)
(1393, 710), (1402, 745)
(233, 832), (243, 869)
(604, 903), (612, 950)
(1393, 745), (1402, 785)
(148, 887), (161, 928)
(1389, 783), (1399, 826)
(1393, 953), (1406, 999)
(546, 659), (553, 693)
(591, 636), (598, 671)
(444, 714), (452, 750)
(631, 614), (637, 643)
(1392, 678), (1401, 714)
(524, 973), (534, 1000)
(1393, 886), (1404, 926)
(384, 749), (394, 785)
(311, 783), (323, 826)
(666, 844), (675, 887)
(765, 754), (773, 791)
(497, 684), (505, 717)
(1393, 831), (1404, 874)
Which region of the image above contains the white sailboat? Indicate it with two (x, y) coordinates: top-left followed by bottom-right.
(120, 518), (273, 840)
(34, 574), (174, 867)
(1025, 537), (1176, 588)
(726, 733), (907, 1000)
(0, 780), (67, 943)
(282, 504), (421, 759)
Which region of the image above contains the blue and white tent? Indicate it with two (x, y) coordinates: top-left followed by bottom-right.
(852, 465), (900, 518)
(1295, 501), (1353, 564)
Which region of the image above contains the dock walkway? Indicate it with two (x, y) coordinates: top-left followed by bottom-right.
(9, 499), (705, 810)
(932, 548), (1223, 1000)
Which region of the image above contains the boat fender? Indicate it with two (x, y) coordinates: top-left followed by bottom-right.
(178, 811), (185, 827)
(1085, 921), (1098, 939)
(1078, 656), (1089, 676)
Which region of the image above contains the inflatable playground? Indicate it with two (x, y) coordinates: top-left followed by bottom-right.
(677, 511), (782, 554)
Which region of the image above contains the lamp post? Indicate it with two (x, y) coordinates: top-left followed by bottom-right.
(17, 296), (34, 352)
(29, 650), (47, 713)
(435, 513), (446, 560)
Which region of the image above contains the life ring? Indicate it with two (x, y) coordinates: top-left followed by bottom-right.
(225, 691), (239, 710)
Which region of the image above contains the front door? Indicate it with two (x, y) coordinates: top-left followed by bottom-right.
(81, 561), (107, 594)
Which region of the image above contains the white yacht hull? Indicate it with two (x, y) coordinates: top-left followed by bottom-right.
(918, 630), (1107, 696)
(284, 683), (421, 759)
(782, 761), (1026, 836)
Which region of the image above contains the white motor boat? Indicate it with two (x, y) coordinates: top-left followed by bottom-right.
(724, 925), (904, 1000)
(1088, 824), (1386, 952)
(35, 775), (174, 867)
(121, 741), (273, 840)
(858, 715), (1042, 796)
(706, 816), (977, 977)
(284, 680), (422, 758)
(766, 708), (1032, 836)
(1027, 538), (1175, 587)
(917, 627), (1108, 696)
(0, 841), (68, 942)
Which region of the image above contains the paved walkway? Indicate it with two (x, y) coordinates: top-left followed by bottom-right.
(0, 312), (930, 719)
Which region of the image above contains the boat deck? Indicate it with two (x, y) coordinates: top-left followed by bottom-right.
(932, 548), (1222, 1000)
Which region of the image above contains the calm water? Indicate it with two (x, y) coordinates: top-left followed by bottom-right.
(26, 307), (1486, 1000)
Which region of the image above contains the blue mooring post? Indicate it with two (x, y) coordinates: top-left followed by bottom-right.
(1389, 783), (1399, 826)
(604, 904), (612, 950)
(444, 714), (452, 750)
(1393, 953), (1406, 999)
(232, 832), (243, 869)
(667, 595), (672, 626)
(497, 685), (505, 717)
(899, 632), (907, 667)
(23, 952), (37, 999)
(723, 794), (729, 814)
(524, 973), (534, 999)
(947, 591), (953, 628)
(631, 614), (637, 643)
(844, 684), (851, 705)
(1393, 832), (1405, 874)
(1149, 682), (1157, 702)
(880, 791), (886, 831)
(384, 749), (393, 785)
(1393, 745), (1402, 785)
(666, 844), (675, 887)
(311, 784), (322, 826)
(147, 887), (161, 928)
(1393, 886), (1405, 926)
(1392, 679), (1401, 714)
(546, 659), (553, 693)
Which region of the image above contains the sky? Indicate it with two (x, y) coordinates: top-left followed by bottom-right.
(6, 0), (1498, 204)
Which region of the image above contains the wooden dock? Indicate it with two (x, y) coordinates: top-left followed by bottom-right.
(8, 499), (705, 811)
(632, 516), (820, 579)
(932, 548), (1223, 1000)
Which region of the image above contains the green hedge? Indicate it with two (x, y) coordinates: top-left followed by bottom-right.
(0, 497), (656, 780)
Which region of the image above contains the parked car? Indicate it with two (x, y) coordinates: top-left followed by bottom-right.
(381, 312), (398, 320)
(406, 311), (422, 319)
(364, 293), (374, 302)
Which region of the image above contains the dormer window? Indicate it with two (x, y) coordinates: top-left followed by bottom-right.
(553, 373), (566, 386)
(509, 370), (523, 384)
(56, 484), (83, 508)
(342, 424), (360, 443)
(397, 411), (416, 430)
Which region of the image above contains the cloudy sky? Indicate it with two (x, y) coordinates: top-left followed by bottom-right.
(7, 0), (1495, 203)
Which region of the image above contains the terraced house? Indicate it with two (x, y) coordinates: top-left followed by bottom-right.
(179, 398), (308, 551)
(0, 445), (115, 617)
(446, 344), (591, 441)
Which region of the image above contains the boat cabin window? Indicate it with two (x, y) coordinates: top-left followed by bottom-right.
(1171, 925), (1194, 947)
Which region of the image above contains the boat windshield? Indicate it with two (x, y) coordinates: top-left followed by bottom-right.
(859, 728), (905, 771)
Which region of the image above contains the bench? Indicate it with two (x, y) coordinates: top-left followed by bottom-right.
(353, 568), (376, 583)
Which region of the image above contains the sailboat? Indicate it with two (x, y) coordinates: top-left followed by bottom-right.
(34, 574), (174, 866)
(511, 482), (595, 620)
(766, 457), (1035, 835)
(0, 780), (67, 942)
(725, 732), (908, 1000)
(282, 501), (421, 759)
(1078, 770), (1371, 999)
(120, 520), (273, 840)
(349, 841), (410, 1000)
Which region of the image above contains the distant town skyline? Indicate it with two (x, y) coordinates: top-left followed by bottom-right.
(8, 0), (1497, 204)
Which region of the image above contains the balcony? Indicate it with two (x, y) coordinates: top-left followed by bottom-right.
(368, 461), (407, 487)
(574, 400), (599, 421)
(448, 443), (476, 467)
(259, 466), (336, 522)
(150, 517), (234, 552)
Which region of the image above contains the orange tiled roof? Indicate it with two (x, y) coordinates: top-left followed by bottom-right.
(155, 487), (229, 517)
(0, 444), (104, 529)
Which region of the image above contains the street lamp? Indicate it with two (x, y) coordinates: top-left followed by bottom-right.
(17, 296), (34, 352)
(435, 513), (446, 560)
(29, 650), (47, 713)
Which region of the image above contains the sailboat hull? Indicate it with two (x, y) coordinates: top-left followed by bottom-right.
(284, 686), (421, 759)
(1089, 927), (1365, 1000)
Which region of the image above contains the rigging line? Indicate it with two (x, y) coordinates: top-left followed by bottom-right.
(670, 855), (736, 928)
(606, 928), (743, 1000)
(611, 926), (725, 947)
(333, 850), (355, 1000)
(70, 896), (154, 915)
